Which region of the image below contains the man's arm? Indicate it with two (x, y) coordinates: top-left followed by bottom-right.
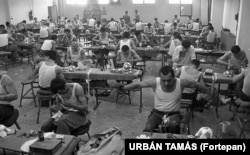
(62, 84), (88, 113)
(172, 47), (180, 63)
(190, 46), (196, 60)
(232, 69), (245, 84)
(181, 79), (211, 97)
(216, 52), (230, 66)
(0, 76), (18, 101)
(92, 34), (99, 43)
(121, 78), (155, 90)
(131, 49), (141, 62)
(55, 66), (64, 79)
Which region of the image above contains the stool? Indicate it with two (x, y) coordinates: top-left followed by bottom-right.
(36, 90), (54, 124)
(19, 78), (38, 107)
(2, 108), (21, 130)
(71, 120), (91, 140)
(0, 51), (12, 70)
(231, 99), (250, 138)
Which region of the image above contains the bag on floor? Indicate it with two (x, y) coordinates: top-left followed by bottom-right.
(77, 127), (125, 155)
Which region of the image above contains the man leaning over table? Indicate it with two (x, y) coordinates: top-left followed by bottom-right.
(41, 77), (88, 135)
(0, 72), (18, 126)
(217, 45), (248, 104)
(172, 40), (196, 68)
(116, 45), (141, 67)
(110, 65), (211, 134)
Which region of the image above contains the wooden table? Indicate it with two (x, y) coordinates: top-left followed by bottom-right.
(135, 47), (168, 67)
(0, 131), (80, 155)
(63, 68), (143, 112)
(195, 48), (226, 65)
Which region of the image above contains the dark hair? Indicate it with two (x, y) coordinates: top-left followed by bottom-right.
(173, 22), (177, 26)
(231, 45), (241, 54)
(50, 34), (57, 40)
(123, 31), (130, 38)
(209, 26), (214, 31)
(100, 26), (106, 32)
(64, 28), (70, 33)
(147, 23), (152, 27)
(50, 77), (66, 94)
(45, 50), (57, 61)
(5, 22), (10, 26)
(175, 34), (182, 41)
(22, 20), (26, 23)
(182, 40), (191, 49)
(159, 66), (175, 77)
(135, 31), (141, 36)
(121, 45), (130, 52)
(191, 59), (200, 68)
(0, 24), (5, 29)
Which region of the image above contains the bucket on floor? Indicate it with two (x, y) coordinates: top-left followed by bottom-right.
(220, 121), (231, 134)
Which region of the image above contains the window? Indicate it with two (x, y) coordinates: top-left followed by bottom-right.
(169, 0), (192, 4)
(144, 0), (155, 4)
(132, 0), (143, 4)
(66, 0), (87, 5)
(132, 0), (155, 4)
(98, 0), (109, 4)
(169, 0), (180, 4)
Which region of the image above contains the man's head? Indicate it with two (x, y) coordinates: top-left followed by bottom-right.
(71, 41), (79, 50)
(123, 31), (130, 38)
(45, 50), (57, 61)
(208, 26), (214, 31)
(5, 22), (10, 27)
(50, 77), (67, 94)
(135, 31), (141, 37)
(159, 66), (175, 87)
(147, 23), (152, 27)
(231, 45), (241, 55)
(125, 11), (128, 14)
(121, 45), (130, 54)
(190, 59), (200, 69)
(100, 26), (106, 33)
(135, 10), (138, 14)
(64, 28), (71, 34)
(182, 40), (191, 51)
(50, 34), (57, 41)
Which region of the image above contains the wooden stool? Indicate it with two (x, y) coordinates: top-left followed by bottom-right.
(2, 108), (21, 130)
(36, 90), (54, 124)
(19, 78), (38, 107)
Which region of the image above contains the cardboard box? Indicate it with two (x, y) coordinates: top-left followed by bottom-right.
(30, 139), (62, 155)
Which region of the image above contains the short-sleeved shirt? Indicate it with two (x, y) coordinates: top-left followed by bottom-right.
(220, 51), (248, 70)
(172, 45), (196, 66)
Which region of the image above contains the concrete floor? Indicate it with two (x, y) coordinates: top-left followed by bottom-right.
(3, 59), (250, 139)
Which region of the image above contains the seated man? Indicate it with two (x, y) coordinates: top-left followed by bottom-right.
(93, 27), (116, 46)
(0, 72), (18, 125)
(133, 31), (150, 47)
(217, 45), (248, 104)
(217, 45), (248, 71)
(30, 50), (64, 91)
(0, 30), (20, 61)
(116, 45), (141, 67)
(111, 66), (211, 133)
(62, 28), (77, 47)
(67, 41), (86, 66)
(176, 59), (203, 98)
(115, 31), (136, 51)
(204, 26), (217, 49)
(172, 40), (196, 67)
(40, 35), (57, 57)
(41, 77), (88, 135)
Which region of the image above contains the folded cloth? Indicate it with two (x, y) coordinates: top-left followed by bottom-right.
(20, 132), (55, 152)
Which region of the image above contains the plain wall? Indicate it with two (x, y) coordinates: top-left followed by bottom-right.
(222, 0), (240, 35)
(59, 0), (202, 23)
(211, 0), (224, 36)
(0, 0), (11, 25)
(237, 0), (250, 60)
(8, 0), (53, 24)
